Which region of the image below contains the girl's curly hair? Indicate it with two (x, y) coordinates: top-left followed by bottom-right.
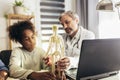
(7, 20), (35, 43)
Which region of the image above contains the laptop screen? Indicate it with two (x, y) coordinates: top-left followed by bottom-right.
(76, 39), (120, 80)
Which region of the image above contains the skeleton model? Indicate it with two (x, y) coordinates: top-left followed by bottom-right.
(46, 25), (65, 79)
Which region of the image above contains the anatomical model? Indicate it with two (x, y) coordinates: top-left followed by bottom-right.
(46, 25), (65, 80)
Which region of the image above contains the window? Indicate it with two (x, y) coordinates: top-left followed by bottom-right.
(40, 0), (65, 50)
(99, 9), (120, 38)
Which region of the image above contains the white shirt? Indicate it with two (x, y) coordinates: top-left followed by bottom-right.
(63, 26), (95, 69)
(9, 47), (47, 79)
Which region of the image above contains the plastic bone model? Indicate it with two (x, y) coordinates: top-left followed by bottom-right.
(46, 25), (65, 79)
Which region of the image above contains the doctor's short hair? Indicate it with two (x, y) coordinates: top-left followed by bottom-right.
(59, 11), (79, 21)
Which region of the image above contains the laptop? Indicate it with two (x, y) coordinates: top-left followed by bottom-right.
(66, 38), (120, 80)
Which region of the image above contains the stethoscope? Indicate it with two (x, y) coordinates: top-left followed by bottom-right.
(65, 27), (81, 49)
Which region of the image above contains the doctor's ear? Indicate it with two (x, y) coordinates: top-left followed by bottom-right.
(75, 18), (79, 24)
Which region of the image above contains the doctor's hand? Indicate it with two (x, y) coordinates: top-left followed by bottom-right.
(57, 57), (70, 70)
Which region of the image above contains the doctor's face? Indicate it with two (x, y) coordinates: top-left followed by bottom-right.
(60, 14), (79, 36)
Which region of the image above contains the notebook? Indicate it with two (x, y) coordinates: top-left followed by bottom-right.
(66, 38), (120, 80)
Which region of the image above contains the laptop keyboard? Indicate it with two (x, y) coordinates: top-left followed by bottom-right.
(67, 73), (76, 79)
(65, 68), (77, 80)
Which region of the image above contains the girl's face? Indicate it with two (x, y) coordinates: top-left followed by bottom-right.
(21, 29), (36, 52)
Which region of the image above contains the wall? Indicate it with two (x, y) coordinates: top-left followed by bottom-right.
(0, 0), (14, 50)
(65, 0), (76, 12)
(88, 0), (99, 38)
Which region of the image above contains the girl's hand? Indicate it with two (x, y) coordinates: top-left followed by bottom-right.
(43, 56), (52, 66)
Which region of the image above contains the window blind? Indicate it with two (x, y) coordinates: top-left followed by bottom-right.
(40, 0), (65, 48)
